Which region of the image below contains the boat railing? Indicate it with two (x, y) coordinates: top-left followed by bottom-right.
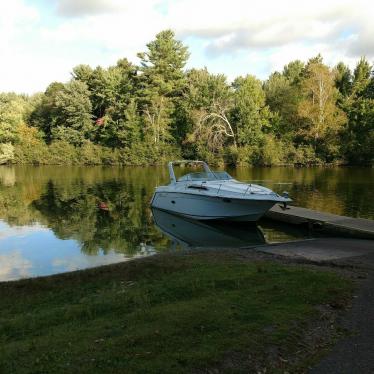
(243, 184), (252, 195)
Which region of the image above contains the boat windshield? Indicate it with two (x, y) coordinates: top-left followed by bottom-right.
(178, 171), (233, 182)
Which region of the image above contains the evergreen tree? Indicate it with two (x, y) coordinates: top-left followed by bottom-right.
(334, 62), (352, 98)
(343, 58), (374, 164)
(232, 75), (270, 146)
(137, 30), (189, 146)
(50, 80), (93, 146)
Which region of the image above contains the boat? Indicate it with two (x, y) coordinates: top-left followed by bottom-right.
(152, 208), (265, 248)
(151, 160), (292, 221)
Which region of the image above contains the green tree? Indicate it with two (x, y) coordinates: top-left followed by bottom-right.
(137, 30), (189, 97)
(297, 57), (346, 159)
(183, 69), (235, 157)
(342, 58), (374, 164)
(50, 80), (93, 146)
(30, 82), (65, 142)
(71, 64), (94, 84)
(334, 62), (352, 98)
(137, 30), (189, 146)
(282, 60), (304, 84)
(0, 93), (31, 144)
(232, 75), (270, 146)
(353, 57), (371, 95)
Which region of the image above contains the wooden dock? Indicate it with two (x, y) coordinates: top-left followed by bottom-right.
(266, 205), (374, 240)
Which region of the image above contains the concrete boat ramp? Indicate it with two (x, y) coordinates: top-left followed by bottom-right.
(258, 204), (374, 262)
(257, 237), (374, 262)
(266, 204), (374, 240)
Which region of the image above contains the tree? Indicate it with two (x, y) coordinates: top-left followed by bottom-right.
(183, 69), (236, 156)
(342, 58), (374, 164)
(90, 61), (138, 147)
(29, 82), (65, 142)
(0, 93), (31, 144)
(143, 96), (174, 145)
(298, 58), (346, 158)
(353, 57), (371, 95)
(50, 80), (93, 146)
(232, 75), (270, 146)
(71, 64), (94, 83)
(343, 98), (374, 164)
(282, 60), (304, 84)
(137, 30), (189, 146)
(334, 62), (352, 98)
(137, 30), (189, 97)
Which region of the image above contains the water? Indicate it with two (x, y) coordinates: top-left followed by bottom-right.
(0, 166), (373, 281)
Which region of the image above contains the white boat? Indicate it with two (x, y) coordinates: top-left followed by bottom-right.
(151, 160), (292, 222)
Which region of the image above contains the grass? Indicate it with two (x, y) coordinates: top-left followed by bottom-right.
(0, 251), (353, 373)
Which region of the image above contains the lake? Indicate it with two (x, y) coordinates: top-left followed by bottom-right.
(0, 165), (373, 281)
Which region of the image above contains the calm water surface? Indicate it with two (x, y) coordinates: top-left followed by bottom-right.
(0, 166), (373, 281)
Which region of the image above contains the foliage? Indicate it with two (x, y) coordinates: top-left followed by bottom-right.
(232, 75), (271, 146)
(0, 30), (373, 166)
(297, 58), (346, 160)
(0, 143), (14, 164)
(0, 93), (31, 143)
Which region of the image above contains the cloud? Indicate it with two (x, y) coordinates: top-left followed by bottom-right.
(0, 222), (48, 240)
(52, 252), (127, 272)
(0, 0), (373, 93)
(0, 251), (33, 281)
(55, 0), (125, 17)
(54, 0), (161, 17)
(174, 0), (369, 54)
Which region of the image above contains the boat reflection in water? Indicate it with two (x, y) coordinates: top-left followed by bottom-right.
(152, 208), (265, 249)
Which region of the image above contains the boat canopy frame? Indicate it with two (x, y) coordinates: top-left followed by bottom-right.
(168, 160), (212, 183)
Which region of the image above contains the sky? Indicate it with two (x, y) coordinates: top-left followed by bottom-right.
(1, 0), (373, 93)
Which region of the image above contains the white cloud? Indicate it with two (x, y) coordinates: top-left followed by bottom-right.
(52, 252), (127, 272)
(0, 0), (373, 93)
(0, 222), (48, 240)
(0, 251), (33, 281)
(55, 0), (129, 17)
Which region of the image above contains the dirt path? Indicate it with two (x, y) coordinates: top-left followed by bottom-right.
(310, 251), (374, 374)
(252, 237), (374, 374)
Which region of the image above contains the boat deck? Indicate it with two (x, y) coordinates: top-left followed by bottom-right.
(266, 204), (374, 240)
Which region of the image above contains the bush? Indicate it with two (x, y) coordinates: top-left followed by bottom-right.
(288, 144), (321, 165)
(118, 143), (180, 165)
(0, 143), (15, 164)
(78, 141), (102, 165)
(101, 147), (120, 165)
(48, 141), (79, 164)
(258, 135), (285, 166)
(13, 124), (48, 164)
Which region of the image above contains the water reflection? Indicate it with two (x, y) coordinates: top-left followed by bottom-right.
(152, 208), (265, 248)
(0, 165), (373, 281)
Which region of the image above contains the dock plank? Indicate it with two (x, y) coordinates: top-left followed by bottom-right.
(266, 205), (374, 239)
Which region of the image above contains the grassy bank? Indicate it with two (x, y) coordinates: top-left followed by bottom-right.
(0, 252), (353, 373)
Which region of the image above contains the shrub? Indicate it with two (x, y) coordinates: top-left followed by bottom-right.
(288, 145), (321, 165)
(13, 124), (48, 164)
(48, 141), (79, 164)
(0, 143), (15, 164)
(78, 141), (102, 165)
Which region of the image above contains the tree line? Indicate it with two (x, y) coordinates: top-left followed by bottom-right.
(0, 30), (373, 166)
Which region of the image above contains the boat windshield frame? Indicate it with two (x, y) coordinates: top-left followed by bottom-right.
(177, 171), (233, 182)
(168, 160), (233, 183)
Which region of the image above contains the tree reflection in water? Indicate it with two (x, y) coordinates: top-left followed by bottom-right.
(0, 165), (373, 259)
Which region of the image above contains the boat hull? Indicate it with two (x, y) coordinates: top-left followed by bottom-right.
(151, 191), (278, 221)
